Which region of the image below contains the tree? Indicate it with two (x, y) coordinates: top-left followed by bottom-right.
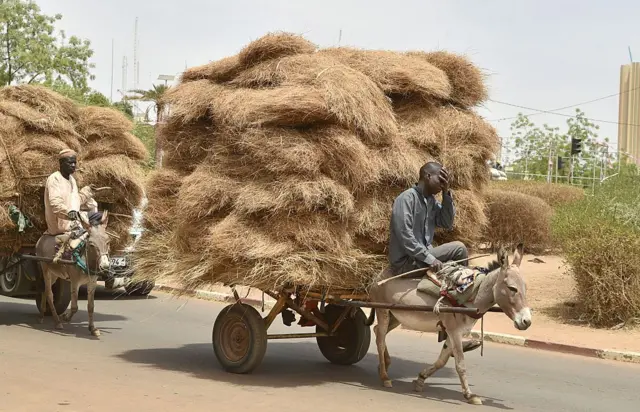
(128, 84), (170, 168)
(0, 0), (94, 91)
(506, 109), (615, 184)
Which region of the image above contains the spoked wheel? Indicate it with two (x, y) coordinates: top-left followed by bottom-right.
(35, 279), (71, 316)
(212, 303), (267, 374)
(316, 304), (371, 365)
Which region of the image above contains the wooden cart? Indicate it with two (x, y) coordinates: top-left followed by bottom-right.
(212, 285), (484, 374)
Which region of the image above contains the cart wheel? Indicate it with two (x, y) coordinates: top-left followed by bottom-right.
(212, 303), (267, 374)
(35, 279), (71, 316)
(317, 304), (371, 365)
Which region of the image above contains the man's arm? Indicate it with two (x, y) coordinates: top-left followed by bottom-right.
(392, 194), (437, 266)
(434, 190), (455, 230)
(46, 175), (72, 220)
(78, 186), (98, 212)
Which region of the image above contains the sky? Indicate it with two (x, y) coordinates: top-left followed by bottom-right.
(38, 0), (640, 160)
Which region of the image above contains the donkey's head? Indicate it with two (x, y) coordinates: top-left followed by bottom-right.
(79, 211), (111, 273)
(493, 243), (531, 331)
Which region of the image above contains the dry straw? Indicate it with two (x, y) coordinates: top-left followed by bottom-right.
(482, 189), (553, 253)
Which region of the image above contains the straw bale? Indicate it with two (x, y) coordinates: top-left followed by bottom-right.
(376, 138), (427, 187)
(229, 54), (398, 140)
(0, 100), (78, 137)
(435, 106), (499, 152)
(407, 51), (488, 108)
(76, 155), (145, 208)
(142, 169), (183, 234)
(82, 133), (148, 163)
(439, 145), (491, 191)
(0, 203), (13, 232)
(434, 189), (487, 246)
(159, 118), (218, 172)
(0, 84), (80, 122)
(77, 106), (133, 139)
(319, 48), (451, 101)
(482, 189), (552, 252)
(181, 55), (243, 83)
(237, 32), (317, 67)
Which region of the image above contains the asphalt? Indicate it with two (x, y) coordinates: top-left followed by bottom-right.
(1, 288), (638, 412)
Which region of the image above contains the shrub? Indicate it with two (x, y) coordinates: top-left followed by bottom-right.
(552, 174), (640, 327)
(482, 189), (553, 254)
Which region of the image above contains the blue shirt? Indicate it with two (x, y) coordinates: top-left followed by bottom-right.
(388, 186), (455, 271)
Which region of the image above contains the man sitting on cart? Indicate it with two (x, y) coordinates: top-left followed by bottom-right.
(387, 161), (481, 353)
(44, 149), (99, 263)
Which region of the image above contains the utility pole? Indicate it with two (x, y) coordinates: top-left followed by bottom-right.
(110, 39), (114, 102)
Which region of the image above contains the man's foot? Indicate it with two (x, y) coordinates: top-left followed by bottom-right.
(443, 339), (482, 356)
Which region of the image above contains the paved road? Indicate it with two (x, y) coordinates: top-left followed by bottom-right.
(1, 288), (638, 412)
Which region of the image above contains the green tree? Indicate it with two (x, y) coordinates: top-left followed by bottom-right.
(0, 0), (94, 91)
(128, 84), (169, 168)
(506, 109), (615, 185)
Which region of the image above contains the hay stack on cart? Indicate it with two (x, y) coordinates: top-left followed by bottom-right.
(0, 85), (148, 252)
(132, 32), (498, 374)
(134, 32), (497, 293)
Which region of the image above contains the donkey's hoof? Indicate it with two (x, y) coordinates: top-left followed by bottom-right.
(61, 313), (71, 322)
(54, 323), (64, 330)
(38, 317), (44, 324)
(382, 380), (393, 388)
(413, 379), (425, 392)
(90, 328), (101, 337)
(466, 395), (483, 405)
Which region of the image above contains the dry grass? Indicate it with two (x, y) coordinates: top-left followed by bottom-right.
(435, 189), (488, 246)
(0, 100), (78, 137)
(482, 189), (553, 253)
(159, 118), (218, 173)
(229, 54), (398, 140)
(76, 155), (145, 208)
(77, 106), (133, 139)
(238, 32), (317, 67)
(82, 133), (149, 163)
(0, 84), (80, 121)
(407, 51), (488, 108)
(320, 47), (452, 101)
(141, 169), (183, 234)
(181, 55), (243, 83)
(491, 180), (585, 208)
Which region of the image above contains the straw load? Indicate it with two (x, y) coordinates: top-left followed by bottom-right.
(134, 32), (498, 292)
(0, 85), (148, 252)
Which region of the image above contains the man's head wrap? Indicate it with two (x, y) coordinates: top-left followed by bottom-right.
(58, 149), (77, 160)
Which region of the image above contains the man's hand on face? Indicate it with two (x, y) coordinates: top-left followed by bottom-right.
(438, 168), (450, 192)
(67, 210), (80, 221)
(431, 259), (444, 272)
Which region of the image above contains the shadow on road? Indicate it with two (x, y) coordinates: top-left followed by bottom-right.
(0, 299), (128, 340)
(116, 341), (512, 409)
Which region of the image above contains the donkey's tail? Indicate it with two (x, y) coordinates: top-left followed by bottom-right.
(365, 308), (376, 326)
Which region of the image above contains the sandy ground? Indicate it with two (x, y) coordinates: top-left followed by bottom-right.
(185, 254), (640, 353)
(2, 289), (640, 412)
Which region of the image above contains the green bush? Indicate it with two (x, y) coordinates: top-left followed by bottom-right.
(552, 173), (640, 327)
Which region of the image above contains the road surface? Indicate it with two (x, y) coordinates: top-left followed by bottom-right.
(1, 288), (638, 412)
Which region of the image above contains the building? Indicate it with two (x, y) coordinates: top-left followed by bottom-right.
(618, 62), (640, 165)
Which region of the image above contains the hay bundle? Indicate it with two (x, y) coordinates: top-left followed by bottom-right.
(482, 189), (553, 253)
(0, 85), (148, 252)
(134, 32), (498, 292)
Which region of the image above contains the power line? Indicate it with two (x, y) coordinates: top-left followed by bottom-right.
(489, 100), (640, 127)
(489, 85), (640, 122)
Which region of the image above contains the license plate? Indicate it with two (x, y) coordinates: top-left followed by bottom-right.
(110, 257), (126, 267)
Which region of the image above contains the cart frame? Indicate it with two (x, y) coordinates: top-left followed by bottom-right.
(212, 284), (498, 374)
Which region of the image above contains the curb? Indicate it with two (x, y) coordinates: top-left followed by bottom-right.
(155, 284), (640, 365)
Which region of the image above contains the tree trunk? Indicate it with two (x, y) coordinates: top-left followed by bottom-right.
(154, 103), (164, 168)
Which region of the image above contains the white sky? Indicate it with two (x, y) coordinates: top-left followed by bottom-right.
(38, 0), (640, 154)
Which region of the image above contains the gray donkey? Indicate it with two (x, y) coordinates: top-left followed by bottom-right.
(367, 244), (531, 405)
(36, 211), (111, 336)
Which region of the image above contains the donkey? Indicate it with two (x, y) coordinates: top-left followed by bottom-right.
(366, 244), (531, 405)
(36, 211), (111, 336)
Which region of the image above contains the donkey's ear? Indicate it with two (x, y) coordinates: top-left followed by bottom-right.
(498, 246), (509, 269)
(512, 243), (524, 267)
(101, 210), (109, 226)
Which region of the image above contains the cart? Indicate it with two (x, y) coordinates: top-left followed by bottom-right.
(212, 285), (487, 374)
